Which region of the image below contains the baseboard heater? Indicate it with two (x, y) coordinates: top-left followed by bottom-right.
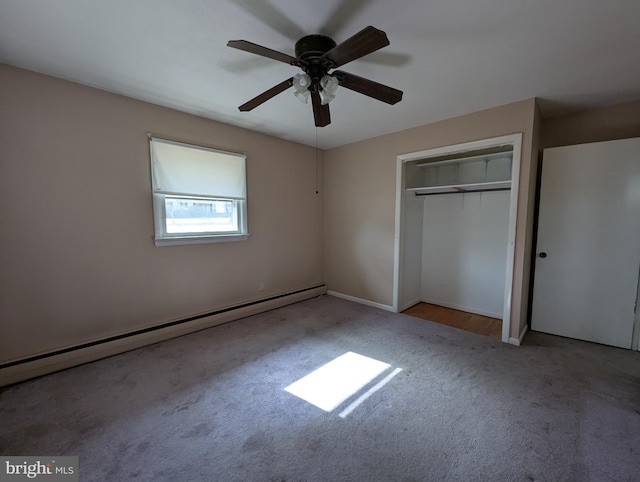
(0, 284), (326, 387)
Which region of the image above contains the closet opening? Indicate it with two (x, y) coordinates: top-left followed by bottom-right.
(393, 134), (522, 344)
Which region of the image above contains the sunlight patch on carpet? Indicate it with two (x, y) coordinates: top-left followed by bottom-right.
(284, 351), (400, 415)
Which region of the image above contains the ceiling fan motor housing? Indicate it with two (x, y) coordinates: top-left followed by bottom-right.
(295, 34), (336, 61)
(295, 35), (336, 87)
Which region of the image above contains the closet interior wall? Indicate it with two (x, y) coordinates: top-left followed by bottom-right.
(420, 190), (510, 318)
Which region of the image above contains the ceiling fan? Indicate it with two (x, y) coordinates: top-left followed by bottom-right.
(227, 26), (403, 127)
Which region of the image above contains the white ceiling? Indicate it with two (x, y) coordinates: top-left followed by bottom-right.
(1, 0), (639, 149)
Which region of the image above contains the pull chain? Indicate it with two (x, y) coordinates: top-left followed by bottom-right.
(315, 127), (319, 194)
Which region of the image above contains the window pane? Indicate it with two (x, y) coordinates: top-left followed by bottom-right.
(164, 197), (238, 234)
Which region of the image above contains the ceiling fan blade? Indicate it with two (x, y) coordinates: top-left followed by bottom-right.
(311, 91), (331, 127)
(334, 70), (403, 105)
(227, 40), (300, 66)
(238, 77), (294, 111)
(320, 26), (389, 68)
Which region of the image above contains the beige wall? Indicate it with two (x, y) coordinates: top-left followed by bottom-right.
(0, 64), (324, 364)
(541, 100), (640, 149)
(324, 99), (538, 339)
(8, 59), (634, 364)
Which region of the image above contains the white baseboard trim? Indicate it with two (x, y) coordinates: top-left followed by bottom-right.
(421, 298), (502, 319)
(399, 298), (422, 312)
(327, 291), (396, 312)
(509, 324), (528, 346)
(0, 284), (327, 387)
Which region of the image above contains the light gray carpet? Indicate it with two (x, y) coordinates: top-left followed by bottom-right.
(1, 295), (639, 481)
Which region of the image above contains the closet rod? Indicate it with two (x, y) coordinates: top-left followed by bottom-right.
(414, 187), (511, 197)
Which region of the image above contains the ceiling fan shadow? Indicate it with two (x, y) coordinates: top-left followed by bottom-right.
(230, 0), (305, 41)
(318, 0), (375, 38)
(231, 0), (376, 42)
(218, 56), (275, 74)
(358, 51), (411, 67)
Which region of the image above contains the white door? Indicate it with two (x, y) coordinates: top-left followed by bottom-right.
(531, 138), (640, 349)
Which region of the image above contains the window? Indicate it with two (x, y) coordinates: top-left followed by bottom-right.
(149, 137), (248, 245)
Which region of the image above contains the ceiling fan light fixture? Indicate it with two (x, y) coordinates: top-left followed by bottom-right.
(293, 73), (312, 104)
(319, 74), (339, 105)
(294, 90), (310, 104)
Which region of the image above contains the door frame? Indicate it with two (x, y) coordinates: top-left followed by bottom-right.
(393, 133), (522, 344)
(632, 266), (640, 351)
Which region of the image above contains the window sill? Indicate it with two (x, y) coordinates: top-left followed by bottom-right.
(154, 234), (249, 246)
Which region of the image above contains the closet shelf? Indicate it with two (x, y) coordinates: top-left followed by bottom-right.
(416, 151), (512, 168)
(407, 180), (511, 195)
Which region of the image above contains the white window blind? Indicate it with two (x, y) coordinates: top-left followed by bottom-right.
(150, 138), (246, 199)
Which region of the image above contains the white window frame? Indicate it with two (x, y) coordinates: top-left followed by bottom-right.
(149, 137), (248, 246)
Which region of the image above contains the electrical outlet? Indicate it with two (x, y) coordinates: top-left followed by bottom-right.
(259, 282), (264, 291)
